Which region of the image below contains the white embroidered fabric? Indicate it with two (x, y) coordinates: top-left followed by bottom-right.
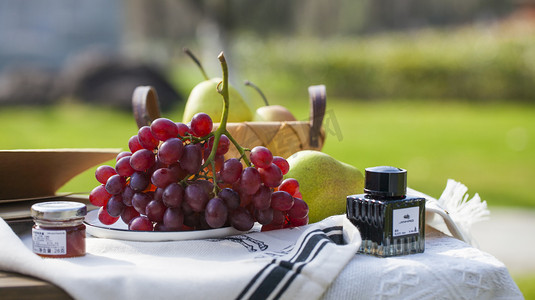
(323, 226), (523, 300)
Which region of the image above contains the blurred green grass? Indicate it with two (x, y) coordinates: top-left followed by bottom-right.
(0, 99), (532, 208)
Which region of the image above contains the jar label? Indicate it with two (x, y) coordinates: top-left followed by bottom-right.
(32, 229), (67, 255)
(392, 206), (420, 237)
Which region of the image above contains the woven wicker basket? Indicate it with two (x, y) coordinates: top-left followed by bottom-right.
(132, 85), (326, 159)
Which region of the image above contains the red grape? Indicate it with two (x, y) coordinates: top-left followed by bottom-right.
(180, 144), (203, 175)
(250, 146), (273, 168)
(116, 151), (132, 161)
(150, 118), (179, 141)
(105, 174), (126, 195)
(251, 185), (272, 210)
(151, 167), (175, 189)
(98, 206), (119, 225)
(240, 167), (261, 195)
(229, 207), (255, 231)
(272, 156), (289, 175)
(106, 194), (125, 217)
(176, 122), (192, 137)
(169, 163), (188, 181)
(95, 165), (117, 185)
(163, 207), (184, 231)
(218, 188), (240, 210)
(115, 156), (135, 177)
(130, 171), (150, 192)
(184, 184), (209, 213)
(132, 192), (152, 214)
(271, 209), (286, 225)
(205, 197), (228, 228)
(289, 215), (308, 227)
(190, 113), (213, 137)
(130, 149), (155, 171)
(219, 158), (243, 184)
(129, 215), (153, 231)
(121, 206), (140, 225)
(163, 182), (184, 208)
(128, 135), (144, 153)
(255, 208), (274, 225)
(258, 163), (283, 188)
(121, 185), (135, 206)
(138, 125), (159, 150)
(288, 198), (308, 219)
(158, 137), (184, 165)
(271, 191), (294, 211)
(279, 178), (300, 196)
(89, 184), (111, 207)
(208, 134), (230, 155)
(146, 199), (166, 223)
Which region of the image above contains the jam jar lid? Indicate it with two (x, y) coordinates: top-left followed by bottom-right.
(364, 166), (407, 197)
(31, 201), (87, 221)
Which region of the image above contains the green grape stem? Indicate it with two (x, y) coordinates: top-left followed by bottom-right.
(199, 52), (252, 194)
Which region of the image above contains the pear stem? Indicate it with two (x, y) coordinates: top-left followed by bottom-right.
(245, 80), (270, 106)
(183, 47), (210, 81)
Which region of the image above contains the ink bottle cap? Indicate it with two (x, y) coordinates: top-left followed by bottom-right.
(364, 166), (407, 197)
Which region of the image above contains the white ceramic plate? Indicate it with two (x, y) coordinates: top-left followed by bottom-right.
(84, 209), (244, 242)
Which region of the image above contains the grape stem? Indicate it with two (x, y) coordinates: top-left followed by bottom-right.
(201, 52), (252, 193)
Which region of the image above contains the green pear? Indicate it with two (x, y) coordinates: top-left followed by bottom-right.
(182, 78), (253, 123)
(253, 105), (297, 122)
(284, 150), (364, 223)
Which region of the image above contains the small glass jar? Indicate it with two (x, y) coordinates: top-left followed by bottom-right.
(31, 201), (87, 258)
(347, 166), (425, 257)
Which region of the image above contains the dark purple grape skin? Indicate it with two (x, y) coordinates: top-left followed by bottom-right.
(163, 182), (184, 208)
(106, 194), (125, 217)
(121, 206), (140, 225)
(121, 185), (135, 206)
(132, 192), (152, 215)
(205, 198), (228, 229)
(146, 200), (166, 223)
(130, 172), (150, 192)
(180, 144), (203, 175)
(130, 149), (156, 172)
(163, 207), (184, 231)
(184, 184), (209, 213)
(240, 167), (262, 195)
(271, 191), (294, 211)
(105, 174), (126, 195)
(151, 167), (176, 189)
(218, 188), (240, 211)
(251, 185), (272, 210)
(158, 138), (184, 165)
(229, 207), (255, 231)
(219, 158), (243, 184)
(255, 208), (274, 225)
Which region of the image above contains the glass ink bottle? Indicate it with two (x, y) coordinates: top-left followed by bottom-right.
(31, 201), (87, 258)
(346, 166), (425, 257)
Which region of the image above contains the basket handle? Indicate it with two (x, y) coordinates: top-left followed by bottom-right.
(132, 86), (161, 129)
(308, 85), (326, 147)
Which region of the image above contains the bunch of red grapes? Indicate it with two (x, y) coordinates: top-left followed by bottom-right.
(90, 113), (309, 232)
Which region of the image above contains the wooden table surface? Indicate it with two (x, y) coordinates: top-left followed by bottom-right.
(0, 270), (72, 300)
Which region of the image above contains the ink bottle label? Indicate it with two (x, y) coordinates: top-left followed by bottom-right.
(392, 206), (420, 237)
(346, 166), (425, 257)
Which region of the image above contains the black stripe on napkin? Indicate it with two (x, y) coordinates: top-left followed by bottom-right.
(237, 226), (343, 300)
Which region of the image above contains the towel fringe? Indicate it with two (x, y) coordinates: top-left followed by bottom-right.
(408, 179), (490, 247)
